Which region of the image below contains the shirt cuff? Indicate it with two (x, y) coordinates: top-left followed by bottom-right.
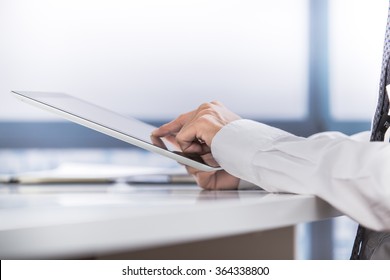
(211, 119), (292, 191)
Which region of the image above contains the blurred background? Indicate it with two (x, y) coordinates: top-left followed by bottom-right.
(0, 0), (388, 259)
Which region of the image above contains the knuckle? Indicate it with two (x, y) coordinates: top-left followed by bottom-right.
(198, 114), (212, 124)
(202, 108), (214, 115)
(177, 113), (187, 121)
(198, 102), (213, 110)
(175, 130), (184, 141)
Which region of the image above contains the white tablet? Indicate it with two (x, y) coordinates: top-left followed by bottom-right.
(12, 91), (222, 172)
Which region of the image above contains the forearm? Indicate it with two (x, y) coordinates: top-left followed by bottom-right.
(211, 119), (390, 231)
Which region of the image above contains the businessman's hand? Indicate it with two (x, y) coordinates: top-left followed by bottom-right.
(152, 101), (241, 190)
(153, 101), (241, 153)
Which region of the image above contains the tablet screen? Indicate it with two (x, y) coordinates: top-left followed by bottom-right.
(26, 92), (170, 147)
(13, 91), (215, 168)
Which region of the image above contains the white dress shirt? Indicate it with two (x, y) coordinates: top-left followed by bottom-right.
(211, 119), (390, 231)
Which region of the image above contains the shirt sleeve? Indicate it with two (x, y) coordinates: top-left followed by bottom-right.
(211, 119), (390, 231)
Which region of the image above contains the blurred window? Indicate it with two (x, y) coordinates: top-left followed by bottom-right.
(0, 0), (308, 121)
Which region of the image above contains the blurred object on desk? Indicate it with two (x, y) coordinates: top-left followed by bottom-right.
(0, 148), (181, 174)
(0, 162), (193, 185)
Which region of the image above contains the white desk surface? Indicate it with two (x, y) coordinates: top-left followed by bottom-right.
(0, 183), (341, 259)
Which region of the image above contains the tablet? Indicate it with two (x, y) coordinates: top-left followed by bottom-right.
(12, 91), (222, 172)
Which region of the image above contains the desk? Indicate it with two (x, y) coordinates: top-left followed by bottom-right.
(0, 183), (341, 259)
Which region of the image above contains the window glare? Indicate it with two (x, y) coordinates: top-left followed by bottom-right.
(329, 0), (388, 121)
(0, 0), (308, 121)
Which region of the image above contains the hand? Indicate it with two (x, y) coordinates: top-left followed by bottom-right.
(185, 158), (240, 190)
(152, 101), (241, 190)
(152, 101), (241, 153)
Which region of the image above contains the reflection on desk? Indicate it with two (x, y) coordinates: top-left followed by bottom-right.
(0, 183), (341, 259)
(0, 149), (342, 259)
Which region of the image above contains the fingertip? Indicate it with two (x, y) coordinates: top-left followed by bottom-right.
(181, 143), (203, 154)
(151, 126), (167, 137)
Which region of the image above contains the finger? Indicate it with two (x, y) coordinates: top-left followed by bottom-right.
(193, 143), (211, 155)
(176, 122), (201, 152)
(150, 135), (168, 149)
(185, 166), (239, 190)
(163, 134), (179, 147)
(152, 111), (195, 137)
(176, 115), (213, 152)
(184, 152), (217, 176)
(154, 132), (206, 153)
(200, 152), (219, 166)
(176, 141), (210, 154)
(185, 165), (216, 188)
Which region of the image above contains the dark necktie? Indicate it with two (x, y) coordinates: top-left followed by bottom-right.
(350, 2), (390, 260)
